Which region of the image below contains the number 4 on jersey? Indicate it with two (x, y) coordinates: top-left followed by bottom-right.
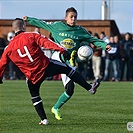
(17, 46), (34, 62)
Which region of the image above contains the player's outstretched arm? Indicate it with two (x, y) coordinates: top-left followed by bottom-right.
(23, 16), (53, 31)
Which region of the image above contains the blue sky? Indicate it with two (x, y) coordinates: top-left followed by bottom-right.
(0, 0), (132, 34)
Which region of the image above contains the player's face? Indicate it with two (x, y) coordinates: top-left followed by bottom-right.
(65, 12), (77, 26)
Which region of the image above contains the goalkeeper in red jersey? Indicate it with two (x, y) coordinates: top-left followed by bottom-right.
(0, 18), (102, 125)
(23, 7), (111, 121)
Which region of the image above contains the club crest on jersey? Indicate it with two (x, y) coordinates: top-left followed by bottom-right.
(60, 38), (76, 49)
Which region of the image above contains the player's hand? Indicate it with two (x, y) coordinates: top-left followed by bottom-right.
(23, 16), (27, 21)
(106, 45), (111, 51)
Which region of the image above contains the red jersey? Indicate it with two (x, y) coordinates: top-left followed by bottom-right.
(0, 32), (66, 84)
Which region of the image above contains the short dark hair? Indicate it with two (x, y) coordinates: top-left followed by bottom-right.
(15, 18), (23, 21)
(12, 18), (25, 31)
(66, 7), (77, 16)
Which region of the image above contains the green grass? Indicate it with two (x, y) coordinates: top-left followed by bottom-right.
(0, 80), (132, 133)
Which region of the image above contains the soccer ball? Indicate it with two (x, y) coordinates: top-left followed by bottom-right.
(77, 45), (93, 61)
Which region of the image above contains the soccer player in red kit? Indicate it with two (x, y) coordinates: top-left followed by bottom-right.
(0, 18), (100, 125)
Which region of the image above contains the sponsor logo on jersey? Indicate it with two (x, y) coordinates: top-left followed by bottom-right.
(59, 33), (78, 39)
(60, 38), (76, 49)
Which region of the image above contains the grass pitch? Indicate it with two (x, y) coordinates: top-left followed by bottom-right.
(0, 80), (132, 133)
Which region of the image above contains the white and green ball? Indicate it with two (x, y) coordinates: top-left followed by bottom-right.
(77, 45), (93, 61)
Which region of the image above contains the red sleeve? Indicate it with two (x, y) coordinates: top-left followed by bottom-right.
(0, 46), (11, 78)
(34, 33), (66, 54)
